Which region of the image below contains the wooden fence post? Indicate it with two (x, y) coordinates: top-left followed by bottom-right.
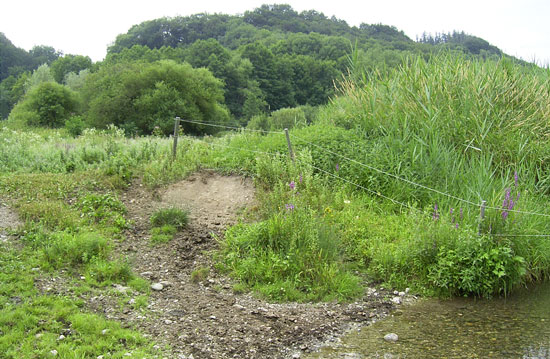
(172, 116), (180, 159)
(284, 128), (295, 164)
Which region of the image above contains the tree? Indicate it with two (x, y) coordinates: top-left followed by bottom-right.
(83, 60), (230, 135)
(9, 82), (79, 127)
(50, 55), (92, 83)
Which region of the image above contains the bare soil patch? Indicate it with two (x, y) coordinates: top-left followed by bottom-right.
(92, 171), (402, 358)
(0, 201), (21, 242)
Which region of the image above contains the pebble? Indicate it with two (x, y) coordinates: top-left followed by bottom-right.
(50, 350), (58, 356)
(398, 291), (406, 297)
(57, 334), (65, 341)
(384, 333), (399, 342)
(97, 356), (104, 359)
(151, 283), (164, 291)
(391, 296), (402, 305)
(101, 329), (109, 335)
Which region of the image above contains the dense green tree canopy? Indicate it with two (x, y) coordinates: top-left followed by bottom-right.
(9, 81), (79, 128)
(82, 60), (229, 135)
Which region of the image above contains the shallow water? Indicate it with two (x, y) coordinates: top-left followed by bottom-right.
(308, 283), (550, 358)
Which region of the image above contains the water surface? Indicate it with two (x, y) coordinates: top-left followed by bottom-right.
(308, 283), (550, 358)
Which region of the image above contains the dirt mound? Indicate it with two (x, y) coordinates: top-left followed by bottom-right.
(161, 171), (255, 226)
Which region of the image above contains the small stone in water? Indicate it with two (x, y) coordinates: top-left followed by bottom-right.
(384, 333), (399, 342)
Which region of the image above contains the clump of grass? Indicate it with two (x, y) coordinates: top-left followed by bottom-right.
(150, 225), (178, 244)
(190, 266), (210, 283)
(41, 231), (109, 270)
(149, 208), (188, 244)
(150, 208), (188, 229)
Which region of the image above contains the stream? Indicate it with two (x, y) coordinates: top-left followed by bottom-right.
(307, 283), (550, 358)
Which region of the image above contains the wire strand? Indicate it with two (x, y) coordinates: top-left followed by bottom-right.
(290, 133), (550, 218)
(177, 118), (284, 135)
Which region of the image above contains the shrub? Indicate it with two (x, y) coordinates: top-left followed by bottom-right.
(9, 82), (79, 128)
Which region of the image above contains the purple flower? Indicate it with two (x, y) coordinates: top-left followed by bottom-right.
(508, 200), (515, 210)
(289, 181), (296, 190)
(299, 174), (303, 183)
(455, 223), (459, 229)
(502, 211), (509, 220)
(514, 171), (519, 187)
(285, 203), (295, 211)
(335, 163), (340, 171)
(432, 203), (439, 221)
(459, 208), (463, 221)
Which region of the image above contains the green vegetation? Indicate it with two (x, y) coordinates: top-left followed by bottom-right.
(1, 4), (550, 356)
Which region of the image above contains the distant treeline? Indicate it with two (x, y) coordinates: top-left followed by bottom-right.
(0, 4), (514, 133)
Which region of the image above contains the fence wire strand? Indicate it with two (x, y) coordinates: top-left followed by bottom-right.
(177, 118), (283, 135)
(290, 133), (550, 219)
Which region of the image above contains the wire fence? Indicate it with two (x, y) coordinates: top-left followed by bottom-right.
(177, 117), (550, 235)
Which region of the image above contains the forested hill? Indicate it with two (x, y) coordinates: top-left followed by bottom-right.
(1, 4), (510, 127)
(108, 4), (501, 58)
(102, 4), (505, 119)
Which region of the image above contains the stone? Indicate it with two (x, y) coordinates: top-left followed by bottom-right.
(398, 291), (406, 297)
(50, 350), (58, 356)
(384, 333), (399, 342)
(57, 334), (65, 341)
(151, 283), (164, 291)
(391, 296), (402, 304)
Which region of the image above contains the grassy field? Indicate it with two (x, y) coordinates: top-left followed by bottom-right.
(1, 53), (550, 356)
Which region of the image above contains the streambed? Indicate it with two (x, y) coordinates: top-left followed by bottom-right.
(307, 283), (550, 358)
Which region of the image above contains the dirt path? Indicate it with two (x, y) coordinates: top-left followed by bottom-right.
(65, 171), (400, 359)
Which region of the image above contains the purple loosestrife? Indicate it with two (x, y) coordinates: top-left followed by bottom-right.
(514, 171), (519, 187)
(335, 163), (340, 171)
(432, 203), (439, 221)
(285, 203), (295, 211)
(289, 181), (296, 190)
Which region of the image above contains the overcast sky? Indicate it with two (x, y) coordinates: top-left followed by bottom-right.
(2, 0), (549, 65)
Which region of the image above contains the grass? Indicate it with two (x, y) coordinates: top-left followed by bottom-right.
(0, 242), (158, 359)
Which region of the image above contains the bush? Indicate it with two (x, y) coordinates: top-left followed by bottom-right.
(9, 82), (79, 128)
(64, 115), (86, 137)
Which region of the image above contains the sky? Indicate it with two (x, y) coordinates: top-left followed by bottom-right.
(2, 0), (549, 65)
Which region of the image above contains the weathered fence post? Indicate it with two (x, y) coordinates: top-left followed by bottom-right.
(172, 116), (180, 159)
(478, 200), (487, 235)
(284, 128), (295, 164)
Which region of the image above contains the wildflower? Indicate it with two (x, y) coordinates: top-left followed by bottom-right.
(459, 208), (463, 221)
(299, 174), (303, 183)
(336, 163), (340, 171)
(289, 181), (296, 190)
(455, 223), (459, 229)
(514, 171), (519, 187)
(432, 203), (439, 221)
(502, 211), (509, 220)
(285, 203), (295, 211)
